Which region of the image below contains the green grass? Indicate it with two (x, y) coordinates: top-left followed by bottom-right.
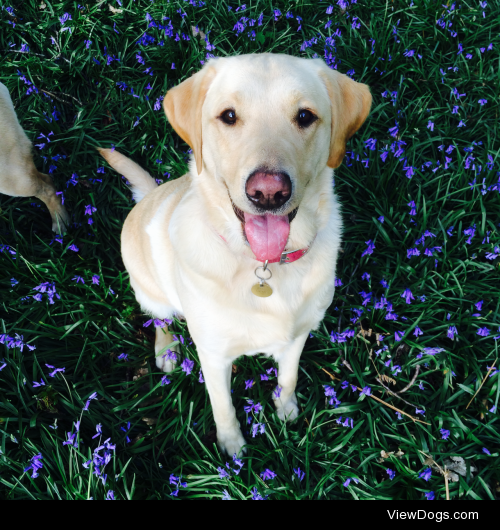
(1, 0), (499, 500)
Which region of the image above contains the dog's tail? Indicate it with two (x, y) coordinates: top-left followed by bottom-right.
(97, 148), (158, 203)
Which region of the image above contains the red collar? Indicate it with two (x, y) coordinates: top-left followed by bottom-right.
(218, 233), (316, 265)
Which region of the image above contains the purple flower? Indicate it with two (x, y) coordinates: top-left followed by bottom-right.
(106, 490), (115, 500)
(482, 447), (491, 455)
(343, 478), (351, 487)
(386, 468), (396, 480)
(362, 240), (375, 257)
(334, 278), (343, 287)
(117, 353), (128, 361)
(477, 327), (490, 337)
(401, 289), (414, 304)
(181, 358), (194, 375)
(217, 467), (230, 479)
(447, 326), (458, 339)
(440, 429), (450, 440)
(423, 347), (444, 356)
(260, 468), (277, 481)
(251, 487), (268, 500)
(361, 386), (371, 396)
(415, 408), (425, 416)
(361, 272), (370, 281)
(395, 411), (402, 420)
(266, 367), (278, 378)
(378, 216), (385, 223)
(222, 490), (232, 500)
(62, 431), (78, 448)
(161, 375), (171, 386)
(293, 467), (305, 482)
(92, 424), (102, 439)
(83, 392), (98, 411)
(413, 327), (423, 337)
(395, 330), (404, 342)
(251, 422), (265, 437)
(23, 453), (43, 479)
(198, 370), (204, 383)
(32, 379), (45, 388)
(245, 379), (254, 389)
(419, 468), (432, 481)
(273, 385), (282, 399)
(425, 491), (435, 500)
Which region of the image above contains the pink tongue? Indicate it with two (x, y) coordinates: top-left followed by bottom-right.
(243, 213), (290, 262)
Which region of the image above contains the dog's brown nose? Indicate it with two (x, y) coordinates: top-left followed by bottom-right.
(245, 171), (291, 210)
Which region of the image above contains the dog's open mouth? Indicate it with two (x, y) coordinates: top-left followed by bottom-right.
(231, 198), (298, 262)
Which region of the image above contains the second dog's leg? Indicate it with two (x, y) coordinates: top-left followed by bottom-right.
(34, 172), (70, 233)
(198, 351), (246, 456)
(155, 325), (179, 373)
(273, 332), (309, 422)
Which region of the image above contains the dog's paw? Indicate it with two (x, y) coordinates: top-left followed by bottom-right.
(275, 393), (299, 422)
(155, 355), (176, 373)
(217, 428), (247, 457)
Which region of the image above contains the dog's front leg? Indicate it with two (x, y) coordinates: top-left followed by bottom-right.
(273, 332), (309, 422)
(198, 352), (246, 456)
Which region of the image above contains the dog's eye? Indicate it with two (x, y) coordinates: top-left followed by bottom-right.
(296, 109), (317, 128)
(220, 109), (237, 125)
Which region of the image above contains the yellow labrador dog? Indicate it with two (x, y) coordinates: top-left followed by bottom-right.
(98, 53), (371, 455)
(0, 82), (69, 233)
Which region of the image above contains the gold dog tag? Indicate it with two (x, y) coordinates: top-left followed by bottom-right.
(251, 282), (273, 297)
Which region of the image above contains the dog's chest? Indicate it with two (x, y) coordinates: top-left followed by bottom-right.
(180, 257), (336, 357)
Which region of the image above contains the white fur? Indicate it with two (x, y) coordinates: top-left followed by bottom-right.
(0, 82), (69, 232)
(98, 53), (372, 456)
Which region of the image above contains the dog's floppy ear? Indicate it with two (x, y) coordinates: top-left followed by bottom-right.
(163, 63), (218, 175)
(318, 67), (372, 169)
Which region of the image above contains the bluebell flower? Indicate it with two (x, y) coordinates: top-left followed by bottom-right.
(92, 424), (102, 439)
(251, 487), (268, 500)
(222, 489), (232, 500)
(425, 491), (435, 500)
(23, 453), (43, 478)
(482, 447), (491, 455)
(386, 469), (396, 480)
(181, 358), (194, 375)
(218, 467), (230, 479)
(245, 379), (254, 389)
(260, 468), (277, 481)
(361, 240), (375, 257)
(419, 468), (432, 481)
(401, 289), (414, 304)
(293, 467), (305, 482)
(83, 392), (98, 411)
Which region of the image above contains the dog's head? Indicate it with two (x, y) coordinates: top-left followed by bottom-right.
(164, 53), (371, 262)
